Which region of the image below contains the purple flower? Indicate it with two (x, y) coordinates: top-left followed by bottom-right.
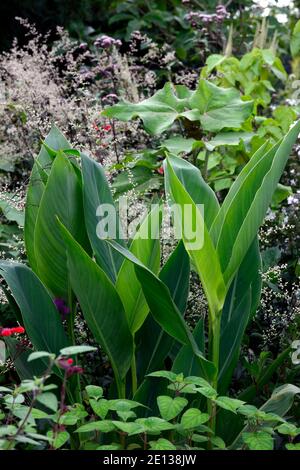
(54, 298), (70, 321)
(94, 35), (122, 49)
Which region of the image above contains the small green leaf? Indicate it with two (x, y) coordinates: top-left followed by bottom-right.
(85, 385), (103, 399)
(157, 396), (188, 421)
(147, 371), (178, 382)
(135, 417), (174, 433)
(215, 396), (245, 413)
(286, 443), (300, 450)
(112, 421), (145, 435)
(211, 436), (226, 449)
(149, 438), (176, 450)
(59, 345), (97, 356)
(27, 351), (55, 362)
(181, 409), (210, 429)
(90, 399), (110, 420)
(276, 423), (300, 437)
(47, 430), (70, 449)
(242, 431), (274, 450)
(36, 393), (58, 412)
(76, 420), (115, 433)
(108, 399), (144, 412)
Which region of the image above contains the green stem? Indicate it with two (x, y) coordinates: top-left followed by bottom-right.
(203, 150), (209, 181)
(115, 374), (126, 399)
(208, 311), (222, 436)
(131, 345), (138, 396)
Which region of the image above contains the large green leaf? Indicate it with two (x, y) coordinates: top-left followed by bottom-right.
(109, 241), (215, 381)
(218, 238), (262, 394)
(211, 120), (300, 286)
(102, 82), (190, 134)
(291, 20), (300, 58)
(165, 158), (225, 320)
(103, 80), (252, 135)
(34, 152), (88, 299)
(136, 241), (190, 380)
(58, 222), (133, 384)
(182, 79), (253, 132)
(172, 319), (205, 377)
(24, 126), (70, 271)
(164, 154), (219, 229)
(81, 153), (125, 282)
(116, 205), (161, 333)
(0, 262), (69, 357)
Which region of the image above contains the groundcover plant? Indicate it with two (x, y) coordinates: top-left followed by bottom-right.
(1, 0), (300, 453)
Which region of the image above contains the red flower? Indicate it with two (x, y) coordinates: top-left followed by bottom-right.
(0, 328), (12, 337)
(67, 358), (73, 365)
(10, 326), (25, 334)
(0, 326), (25, 337)
(102, 124), (112, 132)
(157, 166), (164, 175)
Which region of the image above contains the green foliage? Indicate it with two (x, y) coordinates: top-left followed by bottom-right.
(0, 365), (297, 450)
(103, 79), (253, 135)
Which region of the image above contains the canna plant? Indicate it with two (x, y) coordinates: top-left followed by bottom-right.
(0, 119), (299, 443)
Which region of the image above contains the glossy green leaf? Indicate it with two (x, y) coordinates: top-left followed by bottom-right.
(59, 345), (97, 356)
(291, 20), (300, 57)
(116, 204), (161, 333)
(205, 131), (254, 151)
(149, 438), (176, 450)
(165, 158), (226, 319)
(157, 396), (188, 421)
(172, 319), (205, 377)
(218, 238), (262, 394)
(34, 152), (88, 299)
(58, 222), (133, 383)
(81, 152), (125, 281)
(242, 431), (273, 450)
(76, 421), (116, 433)
(24, 125), (70, 271)
(136, 240), (190, 380)
(164, 154), (219, 229)
(182, 79), (253, 132)
(180, 408), (210, 429)
(109, 240), (215, 381)
(102, 82), (190, 135)
(211, 120), (300, 286)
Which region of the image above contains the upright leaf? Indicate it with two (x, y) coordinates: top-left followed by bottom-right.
(136, 241), (190, 379)
(58, 222), (133, 383)
(164, 154), (219, 229)
(116, 205), (161, 333)
(81, 153), (125, 282)
(25, 126), (70, 271)
(165, 158), (226, 319)
(109, 241), (215, 381)
(34, 152), (88, 299)
(211, 120), (300, 286)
